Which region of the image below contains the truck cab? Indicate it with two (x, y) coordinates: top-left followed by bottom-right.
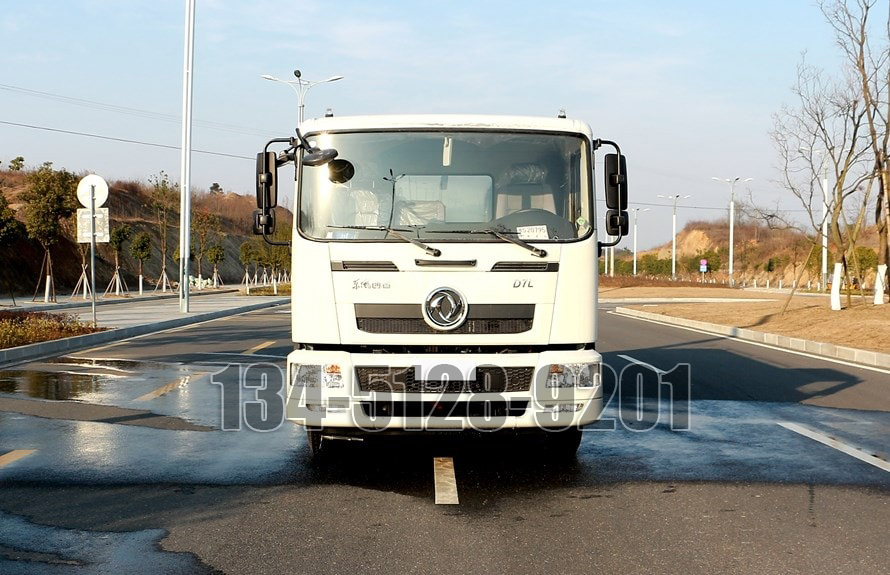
(254, 114), (628, 458)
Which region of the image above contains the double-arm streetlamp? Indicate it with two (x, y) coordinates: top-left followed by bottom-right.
(631, 207), (649, 276)
(261, 69), (344, 126)
(657, 194), (691, 280)
(711, 176), (752, 287)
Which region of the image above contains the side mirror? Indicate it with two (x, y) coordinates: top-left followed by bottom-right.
(604, 209), (628, 237)
(604, 153), (627, 210)
(302, 148), (339, 167)
(256, 151), (277, 209)
(253, 208), (275, 236)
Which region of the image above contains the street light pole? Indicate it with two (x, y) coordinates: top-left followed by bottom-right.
(712, 176), (752, 287)
(820, 165), (830, 290)
(261, 70), (344, 127)
(800, 148), (832, 290)
(631, 207), (649, 276)
(658, 194), (690, 281)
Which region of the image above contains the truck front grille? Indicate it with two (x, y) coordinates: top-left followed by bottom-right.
(355, 366), (535, 393)
(356, 318), (532, 334)
(360, 400), (530, 418)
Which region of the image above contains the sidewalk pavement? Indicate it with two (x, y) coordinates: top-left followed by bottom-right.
(0, 290), (289, 368)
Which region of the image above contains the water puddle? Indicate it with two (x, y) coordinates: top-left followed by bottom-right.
(0, 370), (105, 401)
(0, 510), (216, 574)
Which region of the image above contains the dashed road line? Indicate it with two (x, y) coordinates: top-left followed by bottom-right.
(433, 457), (459, 505)
(244, 340), (277, 355)
(778, 421), (890, 473)
(0, 449), (35, 468)
(135, 374), (206, 402)
(617, 354), (667, 375)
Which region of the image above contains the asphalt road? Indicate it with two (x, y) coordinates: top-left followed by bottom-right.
(0, 303), (888, 574)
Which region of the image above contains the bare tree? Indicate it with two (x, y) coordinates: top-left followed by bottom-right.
(149, 171), (177, 291)
(772, 51), (876, 307)
(821, 0), (890, 293)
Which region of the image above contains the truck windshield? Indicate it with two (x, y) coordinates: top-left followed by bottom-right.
(298, 130), (592, 242)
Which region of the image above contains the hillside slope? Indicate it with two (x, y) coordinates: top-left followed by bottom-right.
(0, 168), (289, 294)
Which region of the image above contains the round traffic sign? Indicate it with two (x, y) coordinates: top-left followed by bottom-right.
(700, 258), (708, 265)
(77, 174), (109, 208)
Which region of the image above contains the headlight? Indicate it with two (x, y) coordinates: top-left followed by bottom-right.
(546, 363), (598, 388)
(292, 364), (343, 388)
(294, 365), (321, 388)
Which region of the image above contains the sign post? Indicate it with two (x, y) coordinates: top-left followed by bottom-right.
(76, 175), (109, 327)
(699, 258), (708, 283)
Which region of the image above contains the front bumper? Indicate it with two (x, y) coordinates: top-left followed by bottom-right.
(285, 349), (604, 431)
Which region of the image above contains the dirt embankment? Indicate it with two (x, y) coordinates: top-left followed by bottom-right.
(603, 284), (890, 354)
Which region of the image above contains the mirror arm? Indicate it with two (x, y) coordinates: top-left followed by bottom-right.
(597, 236), (622, 257)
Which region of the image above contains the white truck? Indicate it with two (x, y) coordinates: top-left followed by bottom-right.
(253, 113), (628, 459)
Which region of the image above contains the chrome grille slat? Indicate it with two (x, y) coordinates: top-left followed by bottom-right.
(356, 366), (535, 393)
(356, 318), (533, 334)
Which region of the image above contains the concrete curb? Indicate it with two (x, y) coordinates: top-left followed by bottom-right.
(0, 298), (288, 368)
(1, 288), (240, 313)
(614, 306), (890, 370)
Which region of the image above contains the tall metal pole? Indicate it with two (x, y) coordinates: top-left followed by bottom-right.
(728, 182), (735, 286)
(633, 211), (638, 276)
(179, 0), (195, 313)
(671, 202), (677, 280)
(821, 168), (829, 289)
(89, 185), (98, 327)
(713, 177), (751, 287)
(631, 208), (648, 276)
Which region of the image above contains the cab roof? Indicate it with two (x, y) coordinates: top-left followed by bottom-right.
(299, 114), (594, 138)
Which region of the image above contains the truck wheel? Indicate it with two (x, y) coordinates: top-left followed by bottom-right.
(542, 428), (582, 460)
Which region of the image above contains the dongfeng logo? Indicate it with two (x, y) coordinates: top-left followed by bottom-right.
(423, 287), (468, 331)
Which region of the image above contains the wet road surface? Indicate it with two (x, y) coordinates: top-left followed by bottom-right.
(0, 304), (888, 574)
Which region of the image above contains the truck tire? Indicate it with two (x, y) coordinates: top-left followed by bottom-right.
(542, 428), (582, 460)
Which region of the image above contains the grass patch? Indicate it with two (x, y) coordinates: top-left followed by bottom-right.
(0, 310), (105, 349)
(241, 284), (291, 296)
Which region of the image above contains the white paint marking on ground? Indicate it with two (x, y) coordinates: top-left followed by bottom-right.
(135, 373), (207, 402)
(608, 311), (890, 376)
(617, 354), (667, 375)
(434, 457), (459, 505)
(0, 450), (35, 468)
(778, 421), (890, 473)
(198, 352), (286, 360)
(244, 340), (276, 355)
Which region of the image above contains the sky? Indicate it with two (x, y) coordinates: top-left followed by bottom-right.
(0, 0), (844, 250)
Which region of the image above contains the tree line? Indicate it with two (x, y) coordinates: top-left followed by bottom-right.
(0, 160), (288, 298)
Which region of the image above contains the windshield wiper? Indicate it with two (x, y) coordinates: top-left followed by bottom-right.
(433, 228), (547, 258)
(328, 225), (441, 257)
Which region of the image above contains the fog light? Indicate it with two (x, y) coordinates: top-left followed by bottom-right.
(540, 403), (584, 413)
(323, 364), (343, 388)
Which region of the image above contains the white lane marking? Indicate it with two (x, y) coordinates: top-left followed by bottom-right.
(778, 421), (890, 473)
(0, 450), (35, 468)
(244, 340), (276, 355)
(198, 352), (286, 360)
(135, 373), (207, 402)
(617, 354), (667, 375)
(433, 457), (459, 505)
(608, 311), (890, 376)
